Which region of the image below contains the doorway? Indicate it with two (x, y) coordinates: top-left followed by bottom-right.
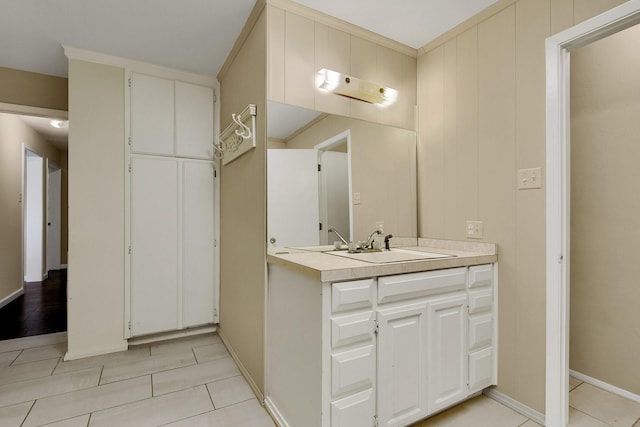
(47, 161), (62, 272)
(24, 148), (44, 282)
(545, 1), (640, 425)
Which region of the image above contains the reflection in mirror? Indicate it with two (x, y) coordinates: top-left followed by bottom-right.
(267, 101), (417, 249)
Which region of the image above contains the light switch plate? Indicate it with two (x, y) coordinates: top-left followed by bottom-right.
(466, 221), (484, 239)
(518, 167), (542, 190)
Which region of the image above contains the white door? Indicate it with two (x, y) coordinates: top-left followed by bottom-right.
(46, 163), (61, 272)
(130, 73), (175, 156)
(267, 149), (319, 247)
(319, 151), (349, 245)
(24, 150), (44, 282)
(130, 156), (179, 336)
(182, 161), (215, 327)
(427, 293), (468, 413)
(175, 81), (214, 159)
(377, 303), (429, 427)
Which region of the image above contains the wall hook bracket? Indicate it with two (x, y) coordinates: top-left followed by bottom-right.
(218, 104), (257, 165)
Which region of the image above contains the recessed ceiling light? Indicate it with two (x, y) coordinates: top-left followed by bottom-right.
(50, 119), (68, 129)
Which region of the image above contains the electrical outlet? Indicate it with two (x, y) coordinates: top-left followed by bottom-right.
(518, 167), (542, 190)
(353, 192), (361, 205)
(466, 221), (484, 239)
(376, 221), (384, 233)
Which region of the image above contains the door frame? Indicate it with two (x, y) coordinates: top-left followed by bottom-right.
(314, 130), (352, 242)
(545, 1), (640, 425)
(46, 160), (62, 272)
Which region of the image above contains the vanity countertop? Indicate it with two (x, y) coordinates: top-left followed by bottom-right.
(267, 238), (498, 282)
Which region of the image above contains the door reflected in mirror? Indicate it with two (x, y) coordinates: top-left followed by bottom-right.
(267, 101), (417, 248)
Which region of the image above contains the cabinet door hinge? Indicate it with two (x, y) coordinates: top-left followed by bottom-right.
(319, 222), (323, 231)
(317, 164), (321, 172)
(214, 169), (217, 178)
(213, 308), (218, 317)
(128, 321), (132, 330)
(128, 136), (132, 147)
(213, 88), (217, 103)
(374, 319), (379, 335)
(128, 245), (132, 255)
(373, 415), (379, 427)
(128, 77), (132, 88)
(128, 163), (132, 173)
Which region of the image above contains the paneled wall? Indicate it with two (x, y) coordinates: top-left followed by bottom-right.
(417, 0), (625, 413)
(570, 23), (640, 396)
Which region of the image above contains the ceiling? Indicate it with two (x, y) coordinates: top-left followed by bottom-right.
(1, 0), (498, 148)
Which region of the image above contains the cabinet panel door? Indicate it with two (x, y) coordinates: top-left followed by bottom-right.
(131, 157), (179, 335)
(377, 303), (428, 427)
(284, 11), (315, 109)
(469, 347), (493, 393)
(175, 81), (214, 159)
(131, 73), (175, 156)
(469, 313), (493, 351)
(182, 161), (215, 327)
(331, 345), (375, 398)
(331, 388), (375, 427)
(427, 293), (468, 414)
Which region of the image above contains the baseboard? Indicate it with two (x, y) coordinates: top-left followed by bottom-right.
(483, 387), (545, 425)
(0, 288), (24, 309)
(570, 370), (640, 403)
(64, 342), (128, 361)
(264, 396), (290, 427)
(127, 325), (216, 345)
(217, 326), (265, 403)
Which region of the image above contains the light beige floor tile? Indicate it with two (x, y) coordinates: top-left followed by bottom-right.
(23, 376), (151, 427)
(207, 375), (255, 409)
(0, 357), (59, 385)
(152, 357), (240, 396)
(520, 420), (543, 426)
(0, 350), (20, 367)
(13, 342), (66, 365)
(0, 401), (33, 427)
(40, 414), (90, 427)
(54, 345), (150, 375)
(570, 383), (640, 426)
(0, 332), (67, 354)
(100, 350), (195, 384)
(0, 366), (101, 407)
(89, 385), (213, 427)
(193, 342), (230, 363)
(415, 395), (528, 427)
(568, 407), (610, 426)
(149, 333), (221, 356)
(570, 376), (584, 392)
(162, 398), (274, 427)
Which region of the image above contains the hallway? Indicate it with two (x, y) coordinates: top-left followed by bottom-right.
(0, 270), (67, 340)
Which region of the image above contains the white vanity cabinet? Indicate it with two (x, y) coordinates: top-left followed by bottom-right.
(266, 262), (497, 427)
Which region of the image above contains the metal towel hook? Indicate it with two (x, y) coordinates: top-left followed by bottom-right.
(232, 113), (252, 139)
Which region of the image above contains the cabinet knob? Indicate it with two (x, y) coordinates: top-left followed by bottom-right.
(270, 237), (276, 244)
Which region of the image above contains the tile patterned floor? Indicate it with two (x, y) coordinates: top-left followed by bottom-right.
(0, 332), (274, 426)
(1, 331), (639, 426)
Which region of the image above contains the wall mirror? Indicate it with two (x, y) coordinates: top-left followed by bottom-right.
(267, 100), (417, 248)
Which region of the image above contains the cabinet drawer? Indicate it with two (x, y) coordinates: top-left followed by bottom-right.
(332, 279), (375, 313)
(468, 313), (493, 351)
(468, 287), (492, 314)
(469, 347), (493, 393)
(332, 345), (375, 398)
(468, 264), (492, 289)
(332, 311), (375, 349)
(378, 268), (466, 304)
(331, 388), (375, 427)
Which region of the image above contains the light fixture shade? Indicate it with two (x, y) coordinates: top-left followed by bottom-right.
(316, 68), (398, 105)
(50, 119), (68, 129)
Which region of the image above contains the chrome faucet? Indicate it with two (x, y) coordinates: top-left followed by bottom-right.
(364, 229), (382, 249)
(328, 228), (349, 246)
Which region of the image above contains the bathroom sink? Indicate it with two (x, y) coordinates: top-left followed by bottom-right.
(327, 248), (455, 263)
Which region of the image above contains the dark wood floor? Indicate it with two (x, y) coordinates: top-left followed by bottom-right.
(0, 269), (67, 340)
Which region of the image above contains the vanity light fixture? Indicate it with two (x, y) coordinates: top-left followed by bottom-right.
(49, 119), (68, 129)
(316, 68), (398, 106)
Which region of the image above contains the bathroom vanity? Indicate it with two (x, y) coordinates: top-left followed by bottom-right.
(265, 239), (498, 427)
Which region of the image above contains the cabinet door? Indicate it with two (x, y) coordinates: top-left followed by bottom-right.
(284, 11), (315, 109)
(130, 157), (179, 335)
(175, 81), (214, 159)
(427, 293), (468, 414)
(331, 388), (375, 427)
(377, 303), (428, 427)
(131, 73), (175, 156)
(182, 161), (215, 327)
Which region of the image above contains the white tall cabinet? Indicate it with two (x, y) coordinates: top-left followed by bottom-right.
(126, 71), (217, 338)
